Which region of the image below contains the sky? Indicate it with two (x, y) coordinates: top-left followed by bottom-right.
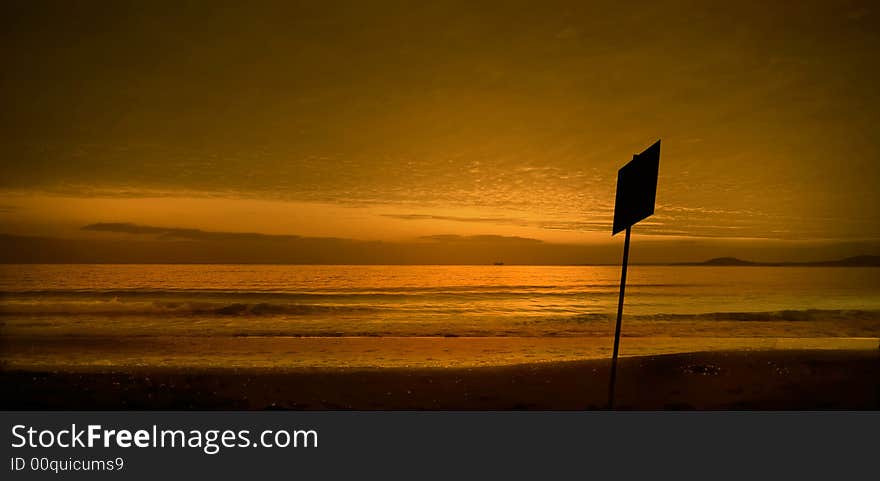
(1, 0), (879, 263)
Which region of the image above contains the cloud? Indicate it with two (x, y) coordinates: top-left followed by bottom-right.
(382, 212), (609, 233)
(57, 223), (564, 264)
(419, 234), (544, 244)
(81, 223), (546, 245)
(5, 222), (878, 264)
(2, 1), (879, 245)
(82, 222), (307, 242)
(382, 213), (531, 226)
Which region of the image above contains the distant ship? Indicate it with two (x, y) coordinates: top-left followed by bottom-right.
(493, 261), (505, 266)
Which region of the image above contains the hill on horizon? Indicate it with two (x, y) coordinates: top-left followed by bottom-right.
(686, 255), (880, 267)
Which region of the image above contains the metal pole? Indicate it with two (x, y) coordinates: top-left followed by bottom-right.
(608, 225), (631, 409)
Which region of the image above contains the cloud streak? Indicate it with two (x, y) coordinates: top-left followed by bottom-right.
(82, 223), (548, 245)
(382, 213), (609, 232)
(82, 223), (307, 242)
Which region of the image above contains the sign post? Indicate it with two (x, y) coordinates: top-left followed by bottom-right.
(608, 139), (661, 409)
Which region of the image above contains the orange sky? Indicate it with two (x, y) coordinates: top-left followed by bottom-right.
(1, 1), (879, 263)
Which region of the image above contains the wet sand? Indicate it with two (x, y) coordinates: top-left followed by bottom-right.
(2, 349), (878, 410)
(2, 334), (877, 369)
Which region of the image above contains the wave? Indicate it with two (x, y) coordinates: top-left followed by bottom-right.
(568, 309), (880, 323)
(0, 283), (687, 298)
(2, 298), (878, 323)
(0, 300), (378, 317)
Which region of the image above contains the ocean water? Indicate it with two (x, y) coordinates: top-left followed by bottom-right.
(1, 264), (879, 368)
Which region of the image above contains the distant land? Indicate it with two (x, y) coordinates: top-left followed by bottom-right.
(676, 255), (880, 267)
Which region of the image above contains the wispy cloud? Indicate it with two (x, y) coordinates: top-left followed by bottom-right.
(82, 223), (307, 242)
(419, 234), (543, 244)
(383, 213), (610, 233)
(382, 213), (531, 226)
(81, 222), (548, 245)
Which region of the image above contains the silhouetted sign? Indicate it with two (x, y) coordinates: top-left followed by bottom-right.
(607, 138), (662, 408)
(612, 140), (660, 235)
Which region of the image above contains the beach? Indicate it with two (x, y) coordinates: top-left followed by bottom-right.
(2, 264), (879, 409)
(4, 349), (879, 410)
(3, 349), (878, 410)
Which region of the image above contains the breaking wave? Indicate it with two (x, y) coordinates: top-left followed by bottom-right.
(568, 309), (880, 323)
(0, 300), (378, 317)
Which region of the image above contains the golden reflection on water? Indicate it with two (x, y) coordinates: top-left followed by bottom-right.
(1, 264), (879, 369)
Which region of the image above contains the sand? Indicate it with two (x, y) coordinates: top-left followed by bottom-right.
(2, 349), (878, 410)
(3, 334), (877, 369)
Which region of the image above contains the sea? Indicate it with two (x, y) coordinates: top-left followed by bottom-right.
(1, 264), (878, 368)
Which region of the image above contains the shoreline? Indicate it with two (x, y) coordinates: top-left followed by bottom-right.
(3, 335), (877, 370)
(3, 349), (878, 410)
